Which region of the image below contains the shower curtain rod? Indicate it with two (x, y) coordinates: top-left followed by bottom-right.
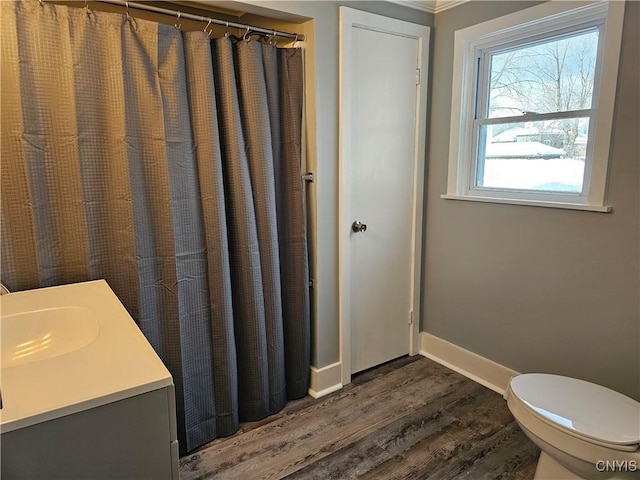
(92, 0), (305, 41)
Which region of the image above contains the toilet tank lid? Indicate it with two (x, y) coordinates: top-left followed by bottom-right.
(510, 374), (640, 446)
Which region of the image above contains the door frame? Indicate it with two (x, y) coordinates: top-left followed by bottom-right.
(339, 7), (431, 385)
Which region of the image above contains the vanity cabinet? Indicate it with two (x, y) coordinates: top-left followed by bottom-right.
(1, 385), (179, 479)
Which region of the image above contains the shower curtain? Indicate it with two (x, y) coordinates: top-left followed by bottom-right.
(1, 1), (310, 454)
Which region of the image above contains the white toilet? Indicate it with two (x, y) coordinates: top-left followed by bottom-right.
(506, 374), (640, 480)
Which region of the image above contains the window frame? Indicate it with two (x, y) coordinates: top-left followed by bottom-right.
(443, 1), (626, 212)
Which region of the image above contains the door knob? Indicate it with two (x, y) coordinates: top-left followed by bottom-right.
(352, 221), (367, 233)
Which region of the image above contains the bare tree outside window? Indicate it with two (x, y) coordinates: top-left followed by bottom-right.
(488, 29), (598, 158)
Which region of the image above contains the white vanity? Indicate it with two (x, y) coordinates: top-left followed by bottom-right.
(0, 280), (179, 479)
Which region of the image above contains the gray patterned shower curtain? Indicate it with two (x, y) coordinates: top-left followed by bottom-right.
(1, 1), (310, 454)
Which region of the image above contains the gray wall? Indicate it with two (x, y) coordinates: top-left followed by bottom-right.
(423, 1), (639, 400)
(229, 1), (434, 368)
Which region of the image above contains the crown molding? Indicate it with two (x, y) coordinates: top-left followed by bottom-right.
(389, 1), (437, 14)
(434, 0), (469, 13)
(388, 0), (470, 15)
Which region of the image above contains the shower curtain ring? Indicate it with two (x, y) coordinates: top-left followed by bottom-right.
(243, 26), (250, 41)
(204, 18), (213, 36)
(225, 21), (229, 38)
(174, 11), (182, 30)
(125, 1), (131, 21)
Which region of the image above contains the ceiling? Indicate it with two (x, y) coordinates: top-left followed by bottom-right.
(184, 0), (469, 19)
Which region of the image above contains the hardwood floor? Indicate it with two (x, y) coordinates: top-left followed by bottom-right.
(179, 356), (540, 479)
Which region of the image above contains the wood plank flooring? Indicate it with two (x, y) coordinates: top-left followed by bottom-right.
(179, 356), (540, 479)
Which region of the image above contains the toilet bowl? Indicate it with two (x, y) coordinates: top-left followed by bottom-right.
(506, 374), (640, 480)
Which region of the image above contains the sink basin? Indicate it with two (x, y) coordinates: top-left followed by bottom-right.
(1, 306), (99, 368)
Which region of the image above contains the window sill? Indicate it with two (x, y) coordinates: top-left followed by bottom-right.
(440, 194), (612, 213)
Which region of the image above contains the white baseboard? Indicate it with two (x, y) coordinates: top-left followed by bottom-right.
(419, 332), (519, 396)
(308, 361), (343, 398)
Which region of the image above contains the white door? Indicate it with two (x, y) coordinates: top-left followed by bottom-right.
(340, 8), (430, 378)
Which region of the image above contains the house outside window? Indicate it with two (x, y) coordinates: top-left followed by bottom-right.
(444, 1), (626, 212)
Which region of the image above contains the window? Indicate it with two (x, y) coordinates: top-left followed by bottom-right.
(444, 1), (625, 212)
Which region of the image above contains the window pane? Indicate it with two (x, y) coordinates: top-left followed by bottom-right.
(476, 117), (590, 193)
(487, 29), (599, 118)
